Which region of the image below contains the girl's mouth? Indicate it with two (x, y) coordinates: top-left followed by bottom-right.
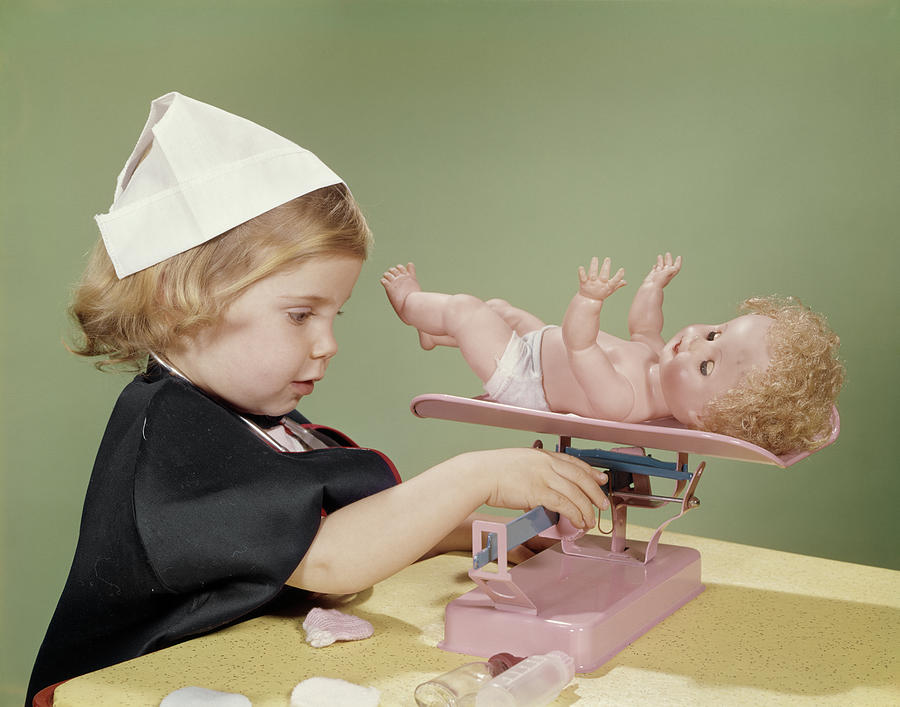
(291, 380), (315, 395)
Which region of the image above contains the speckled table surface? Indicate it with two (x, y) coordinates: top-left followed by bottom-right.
(54, 525), (899, 706)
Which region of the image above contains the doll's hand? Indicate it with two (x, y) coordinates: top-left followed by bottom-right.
(642, 253), (682, 288)
(477, 448), (609, 530)
(578, 256), (627, 302)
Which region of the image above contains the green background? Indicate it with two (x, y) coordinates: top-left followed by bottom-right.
(1, 0), (897, 702)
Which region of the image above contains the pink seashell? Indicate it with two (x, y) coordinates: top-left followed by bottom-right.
(302, 608), (374, 647)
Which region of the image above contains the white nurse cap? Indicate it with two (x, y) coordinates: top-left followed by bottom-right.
(95, 91), (343, 278)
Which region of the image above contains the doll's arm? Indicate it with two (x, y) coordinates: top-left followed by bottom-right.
(561, 257), (635, 419)
(286, 448), (608, 594)
(627, 253), (681, 352)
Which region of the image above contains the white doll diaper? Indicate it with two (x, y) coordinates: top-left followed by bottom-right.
(483, 326), (555, 411)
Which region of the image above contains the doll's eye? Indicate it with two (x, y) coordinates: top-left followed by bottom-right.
(700, 360), (715, 376)
(706, 331), (721, 341)
(289, 311), (313, 325)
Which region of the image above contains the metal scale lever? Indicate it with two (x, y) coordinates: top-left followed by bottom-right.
(472, 506), (560, 570)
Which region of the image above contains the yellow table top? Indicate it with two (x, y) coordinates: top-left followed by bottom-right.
(54, 526), (900, 706)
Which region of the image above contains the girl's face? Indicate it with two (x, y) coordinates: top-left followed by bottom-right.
(658, 314), (773, 427)
(168, 254), (363, 416)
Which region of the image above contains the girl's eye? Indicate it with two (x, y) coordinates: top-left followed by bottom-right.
(700, 360), (715, 376)
(706, 331), (721, 341)
(289, 311), (312, 325)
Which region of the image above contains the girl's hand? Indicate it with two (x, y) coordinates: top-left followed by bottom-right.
(465, 448), (609, 530)
(642, 252), (682, 288)
(578, 256), (627, 302)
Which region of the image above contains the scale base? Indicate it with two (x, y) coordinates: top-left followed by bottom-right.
(439, 537), (704, 672)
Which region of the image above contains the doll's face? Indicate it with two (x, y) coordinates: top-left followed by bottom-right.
(658, 314), (773, 427)
(167, 254), (363, 416)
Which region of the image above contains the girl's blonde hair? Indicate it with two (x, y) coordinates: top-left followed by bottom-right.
(70, 184), (371, 370)
(698, 296), (844, 456)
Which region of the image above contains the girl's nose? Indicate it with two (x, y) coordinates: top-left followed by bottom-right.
(311, 325), (338, 360)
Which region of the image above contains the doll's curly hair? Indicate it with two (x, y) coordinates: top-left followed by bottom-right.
(69, 183), (371, 370)
(697, 297), (844, 456)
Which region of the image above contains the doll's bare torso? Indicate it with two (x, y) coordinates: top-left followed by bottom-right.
(540, 326), (666, 422)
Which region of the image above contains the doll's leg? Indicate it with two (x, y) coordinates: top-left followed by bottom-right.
(418, 299), (546, 349)
(486, 299), (547, 336)
(382, 264), (513, 382)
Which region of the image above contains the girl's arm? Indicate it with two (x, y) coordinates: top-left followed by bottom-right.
(561, 257), (635, 420)
(627, 253), (681, 352)
(287, 448), (608, 594)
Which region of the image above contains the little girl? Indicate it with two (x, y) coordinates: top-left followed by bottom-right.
(26, 92), (607, 704)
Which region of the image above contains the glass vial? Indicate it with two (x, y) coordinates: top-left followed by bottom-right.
(415, 653), (522, 707)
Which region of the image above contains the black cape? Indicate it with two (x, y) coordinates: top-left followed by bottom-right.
(26, 367), (399, 704)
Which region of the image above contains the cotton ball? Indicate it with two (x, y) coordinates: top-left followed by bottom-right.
(290, 677), (380, 706)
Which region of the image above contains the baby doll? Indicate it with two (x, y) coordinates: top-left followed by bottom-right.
(382, 255), (843, 455)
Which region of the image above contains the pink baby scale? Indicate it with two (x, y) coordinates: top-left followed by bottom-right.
(411, 394), (841, 673)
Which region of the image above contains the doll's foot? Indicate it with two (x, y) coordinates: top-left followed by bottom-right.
(381, 262), (421, 324)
